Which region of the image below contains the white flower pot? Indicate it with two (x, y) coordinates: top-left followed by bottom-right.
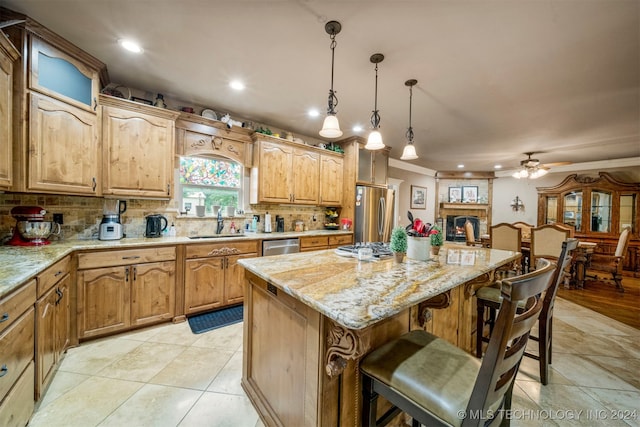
(407, 236), (431, 261)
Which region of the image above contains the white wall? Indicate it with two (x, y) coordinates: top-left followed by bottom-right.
(388, 166), (437, 228)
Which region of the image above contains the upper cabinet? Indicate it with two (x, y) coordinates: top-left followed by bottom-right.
(101, 95), (179, 199)
(537, 172), (640, 273)
(175, 114), (253, 166)
(250, 135), (343, 206)
(0, 33), (20, 190)
(3, 11), (108, 195)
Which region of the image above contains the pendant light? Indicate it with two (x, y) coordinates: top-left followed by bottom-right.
(319, 20), (343, 139)
(400, 79), (419, 160)
(365, 53), (385, 150)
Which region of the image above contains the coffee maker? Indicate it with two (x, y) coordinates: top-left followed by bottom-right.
(99, 200), (126, 240)
(7, 206), (60, 246)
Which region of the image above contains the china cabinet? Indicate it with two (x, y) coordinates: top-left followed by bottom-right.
(537, 173), (640, 274)
(0, 33), (19, 190)
(101, 95), (179, 198)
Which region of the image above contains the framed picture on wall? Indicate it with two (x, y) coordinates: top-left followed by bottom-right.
(448, 187), (462, 203)
(462, 186), (478, 203)
(411, 185), (427, 209)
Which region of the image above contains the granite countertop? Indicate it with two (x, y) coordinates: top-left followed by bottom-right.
(0, 230), (352, 299)
(239, 244), (520, 330)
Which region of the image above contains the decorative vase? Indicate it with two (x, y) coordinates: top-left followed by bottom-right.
(432, 245), (441, 256)
(407, 236), (431, 261)
(393, 252), (405, 263)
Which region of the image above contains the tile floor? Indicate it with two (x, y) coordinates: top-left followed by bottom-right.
(30, 297), (639, 427)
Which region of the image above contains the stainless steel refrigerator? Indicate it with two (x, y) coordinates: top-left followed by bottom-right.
(354, 185), (395, 243)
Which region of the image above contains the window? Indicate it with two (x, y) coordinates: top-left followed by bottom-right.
(178, 156), (243, 216)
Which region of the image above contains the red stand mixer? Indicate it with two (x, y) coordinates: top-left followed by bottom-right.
(7, 206), (60, 246)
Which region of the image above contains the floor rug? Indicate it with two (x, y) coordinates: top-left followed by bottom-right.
(188, 305), (243, 334)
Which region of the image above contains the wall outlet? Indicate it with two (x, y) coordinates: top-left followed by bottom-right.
(53, 213), (64, 224)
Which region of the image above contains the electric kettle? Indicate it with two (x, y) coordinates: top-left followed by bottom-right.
(145, 214), (168, 238)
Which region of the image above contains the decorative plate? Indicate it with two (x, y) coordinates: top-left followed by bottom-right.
(201, 109), (217, 120)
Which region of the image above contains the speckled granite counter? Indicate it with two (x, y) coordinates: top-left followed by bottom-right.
(239, 244), (519, 330)
(0, 230), (351, 298)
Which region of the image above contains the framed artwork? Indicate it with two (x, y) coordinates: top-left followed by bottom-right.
(448, 187), (462, 203)
(460, 250), (476, 266)
(411, 185), (427, 209)
(462, 186), (478, 203)
(446, 249), (460, 264)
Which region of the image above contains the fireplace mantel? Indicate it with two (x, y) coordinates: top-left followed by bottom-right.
(440, 203), (489, 210)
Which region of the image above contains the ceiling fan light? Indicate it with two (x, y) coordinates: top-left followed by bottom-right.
(365, 130), (384, 150)
(319, 115), (343, 138)
(400, 143), (418, 160)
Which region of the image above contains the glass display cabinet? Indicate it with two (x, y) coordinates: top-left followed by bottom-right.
(537, 172), (640, 275)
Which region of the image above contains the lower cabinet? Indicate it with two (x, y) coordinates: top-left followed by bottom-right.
(35, 256), (71, 400)
(300, 234), (353, 252)
(76, 247), (176, 339)
(184, 240), (258, 315)
(0, 280), (36, 426)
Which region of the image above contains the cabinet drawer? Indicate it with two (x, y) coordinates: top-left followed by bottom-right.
(0, 280), (36, 336)
(329, 234), (353, 247)
(0, 308), (35, 401)
(78, 246), (176, 269)
(300, 236), (329, 249)
(37, 256), (70, 297)
(0, 361), (35, 427)
(186, 240), (259, 259)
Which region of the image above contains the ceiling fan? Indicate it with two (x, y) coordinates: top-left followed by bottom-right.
(512, 152), (571, 179)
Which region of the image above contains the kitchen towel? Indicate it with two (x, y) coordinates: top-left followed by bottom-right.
(187, 305), (243, 334)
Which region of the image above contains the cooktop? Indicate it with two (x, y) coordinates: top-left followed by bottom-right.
(335, 242), (393, 258)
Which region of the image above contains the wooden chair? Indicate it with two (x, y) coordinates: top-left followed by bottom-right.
(476, 239), (578, 385)
(465, 220), (483, 247)
(529, 224), (572, 272)
(361, 259), (555, 427)
(490, 222), (523, 278)
(511, 221), (534, 240)
(585, 226), (632, 292)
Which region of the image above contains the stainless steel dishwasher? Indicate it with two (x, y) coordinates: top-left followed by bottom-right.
(262, 238), (300, 256)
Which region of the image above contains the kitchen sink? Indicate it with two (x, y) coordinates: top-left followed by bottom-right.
(188, 235), (247, 239)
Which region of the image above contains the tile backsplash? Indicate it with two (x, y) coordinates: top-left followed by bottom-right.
(0, 194), (337, 242)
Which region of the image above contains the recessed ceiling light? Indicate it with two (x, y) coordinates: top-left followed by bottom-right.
(229, 80), (245, 91)
(308, 109), (320, 117)
(118, 39), (143, 53)
(457, 164), (465, 168)
(352, 125), (363, 132)
(494, 164), (502, 169)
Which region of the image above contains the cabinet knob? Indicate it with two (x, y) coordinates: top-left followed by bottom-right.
(0, 364), (8, 378)
(0, 313), (8, 323)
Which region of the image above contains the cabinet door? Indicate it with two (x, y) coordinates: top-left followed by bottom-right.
(55, 274), (71, 356)
(102, 105), (174, 198)
(29, 93), (99, 195)
(0, 37), (18, 190)
(292, 149), (319, 204)
(184, 257), (225, 315)
(319, 155), (343, 206)
(131, 261), (176, 326)
(36, 287), (57, 397)
(77, 266), (130, 338)
(257, 141), (293, 203)
(225, 253), (257, 305)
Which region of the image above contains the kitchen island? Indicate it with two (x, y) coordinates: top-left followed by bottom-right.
(239, 244), (520, 427)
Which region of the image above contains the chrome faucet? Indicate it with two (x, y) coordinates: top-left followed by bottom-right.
(216, 210), (224, 234)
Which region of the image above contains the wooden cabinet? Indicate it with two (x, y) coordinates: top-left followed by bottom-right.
(319, 154), (343, 206)
(77, 247), (176, 339)
(537, 172), (640, 274)
(250, 136), (344, 206)
(0, 34), (19, 190)
(356, 141), (389, 186)
(0, 280), (36, 426)
(28, 92), (100, 194)
(35, 256), (71, 399)
(176, 114), (253, 165)
(300, 234), (353, 252)
(184, 240), (258, 315)
(100, 95), (179, 199)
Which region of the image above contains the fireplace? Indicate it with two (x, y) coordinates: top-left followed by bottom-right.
(446, 215), (480, 242)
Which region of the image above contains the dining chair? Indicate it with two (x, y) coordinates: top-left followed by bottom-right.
(529, 224), (572, 272)
(465, 220), (483, 247)
(511, 221), (534, 240)
(585, 226), (632, 292)
(361, 259), (555, 427)
(476, 239), (578, 385)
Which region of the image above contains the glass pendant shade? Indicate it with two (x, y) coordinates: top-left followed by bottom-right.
(319, 115), (343, 138)
(365, 130), (384, 150)
(400, 143), (418, 160)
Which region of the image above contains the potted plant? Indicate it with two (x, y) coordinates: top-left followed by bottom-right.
(390, 226), (408, 262)
(429, 225), (443, 255)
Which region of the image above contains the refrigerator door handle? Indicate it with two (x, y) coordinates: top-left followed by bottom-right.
(378, 197), (386, 238)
